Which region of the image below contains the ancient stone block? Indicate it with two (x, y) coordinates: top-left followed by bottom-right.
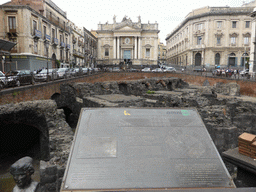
(46, 165), (58, 175)
(41, 175), (57, 184)
(57, 166), (66, 177)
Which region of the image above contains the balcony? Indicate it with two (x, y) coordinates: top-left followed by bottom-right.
(73, 50), (84, 59)
(34, 29), (42, 39)
(44, 34), (51, 42)
(53, 38), (58, 45)
(66, 44), (71, 49)
(8, 28), (17, 34)
(60, 42), (65, 48)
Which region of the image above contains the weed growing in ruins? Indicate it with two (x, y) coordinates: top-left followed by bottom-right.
(146, 90), (155, 94)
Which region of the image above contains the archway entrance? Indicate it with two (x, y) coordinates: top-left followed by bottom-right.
(0, 123), (40, 159)
(52, 53), (57, 68)
(0, 123), (41, 191)
(228, 53), (236, 67)
(241, 53), (249, 67)
(195, 53), (201, 66)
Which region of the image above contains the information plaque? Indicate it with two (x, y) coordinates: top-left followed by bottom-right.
(61, 108), (235, 191)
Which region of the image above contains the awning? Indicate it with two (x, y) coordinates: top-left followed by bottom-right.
(0, 39), (16, 53)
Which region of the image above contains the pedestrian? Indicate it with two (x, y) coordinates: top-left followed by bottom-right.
(234, 69), (237, 79)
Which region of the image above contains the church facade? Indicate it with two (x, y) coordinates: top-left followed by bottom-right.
(96, 16), (159, 68)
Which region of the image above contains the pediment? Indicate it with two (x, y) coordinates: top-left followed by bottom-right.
(116, 25), (137, 31)
(115, 22), (141, 31)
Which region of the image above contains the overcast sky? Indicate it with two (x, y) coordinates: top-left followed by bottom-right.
(1, 0), (253, 43)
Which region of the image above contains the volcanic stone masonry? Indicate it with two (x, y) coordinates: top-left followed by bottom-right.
(1, 77), (256, 191)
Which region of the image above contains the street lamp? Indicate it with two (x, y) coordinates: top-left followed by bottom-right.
(45, 41), (49, 82)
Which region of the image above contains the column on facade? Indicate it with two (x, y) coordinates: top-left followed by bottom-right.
(250, 18), (256, 73)
(138, 37), (141, 59)
(117, 36), (120, 59)
(202, 49), (205, 66)
(113, 37), (116, 59)
(134, 36), (137, 59)
(154, 37), (158, 63)
(191, 52), (193, 66)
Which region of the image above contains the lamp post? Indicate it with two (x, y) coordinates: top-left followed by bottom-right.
(45, 41), (49, 82)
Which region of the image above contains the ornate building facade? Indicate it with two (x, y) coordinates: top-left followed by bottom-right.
(165, 6), (254, 69)
(96, 16), (159, 68)
(158, 41), (166, 64)
(0, 0), (96, 71)
(84, 28), (97, 68)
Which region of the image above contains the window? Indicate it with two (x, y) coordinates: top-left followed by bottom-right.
(66, 51), (68, 61)
(105, 48), (109, 56)
(197, 36), (202, 45)
(215, 53), (220, 65)
(245, 21), (250, 28)
(231, 37), (236, 45)
(43, 26), (46, 39)
(60, 34), (62, 44)
(34, 41), (38, 53)
(33, 20), (37, 35)
(44, 44), (47, 56)
(232, 21), (237, 28)
(217, 36), (221, 45)
(217, 21), (222, 28)
(146, 48), (150, 57)
(196, 23), (203, 30)
(60, 49), (63, 60)
(244, 37), (249, 45)
(52, 28), (55, 43)
(8, 16), (16, 32)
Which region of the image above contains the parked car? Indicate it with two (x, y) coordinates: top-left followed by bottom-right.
(0, 71), (7, 89)
(240, 69), (249, 77)
(163, 67), (176, 73)
(5, 70), (34, 87)
(34, 69), (58, 81)
(57, 68), (71, 79)
(112, 67), (120, 72)
(152, 68), (163, 72)
(70, 68), (82, 76)
(129, 68), (138, 72)
(94, 68), (100, 72)
(82, 68), (88, 74)
(141, 67), (151, 72)
(193, 68), (202, 72)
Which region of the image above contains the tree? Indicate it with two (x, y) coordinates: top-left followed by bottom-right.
(56, 59), (60, 68)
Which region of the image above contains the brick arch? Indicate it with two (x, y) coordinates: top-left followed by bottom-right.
(51, 92), (61, 101)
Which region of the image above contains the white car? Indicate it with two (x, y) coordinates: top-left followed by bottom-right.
(57, 68), (71, 79)
(34, 69), (58, 81)
(240, 69), (249, 77)
(142, 67), (151, 72)
(152, 68), (163, 72)
(82, 68), (88, 74)
(163, 67), (176, 73)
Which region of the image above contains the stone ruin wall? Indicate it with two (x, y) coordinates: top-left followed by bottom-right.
(1, 77), (256, 191)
